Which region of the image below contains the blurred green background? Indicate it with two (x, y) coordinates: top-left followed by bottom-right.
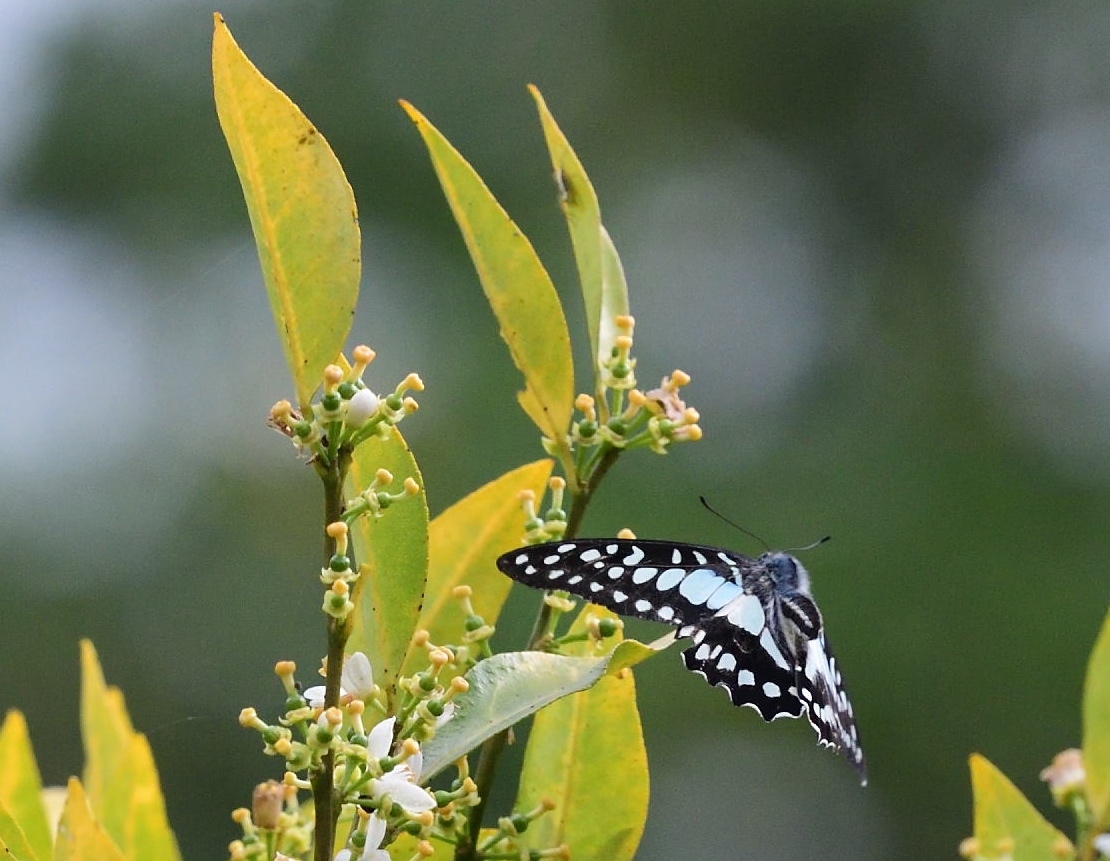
(4, 2), (1110, 858)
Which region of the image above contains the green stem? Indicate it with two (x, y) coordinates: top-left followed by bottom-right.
(456, 448), (621, 861)
(313, 454), (352, 861)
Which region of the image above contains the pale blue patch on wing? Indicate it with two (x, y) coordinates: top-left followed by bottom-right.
(655, 567), (685, 591)
(704, 581), (743, 611)
(631, 566), (658, 585)
(677, 568), (725, 605)
(725, 594), (766, 634)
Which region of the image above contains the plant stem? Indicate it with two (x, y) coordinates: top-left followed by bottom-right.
(313, 455), (352, 861)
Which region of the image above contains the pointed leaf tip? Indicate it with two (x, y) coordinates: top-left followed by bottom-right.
(403, 101), (574, 444)
(213, 17), (360, 409)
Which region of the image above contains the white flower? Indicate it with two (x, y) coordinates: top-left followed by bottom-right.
(333, 812), (389, 861)
(342, 651), (375, 697)
(304, 652), (375, 708)
(346, 388), (380, 427)
(1094, 834), (1110, 857)
(367, 717), (436, 813)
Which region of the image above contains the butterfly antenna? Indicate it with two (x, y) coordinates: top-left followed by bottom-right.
(698, 496), (772, 552)
(790, 534), (832, 553)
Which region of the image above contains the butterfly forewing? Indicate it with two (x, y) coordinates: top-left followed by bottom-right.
(498, 539), (756, 627)
(496, 537), (866, 784)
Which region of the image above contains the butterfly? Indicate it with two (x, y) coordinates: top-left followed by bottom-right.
(496, 538), (866, 783)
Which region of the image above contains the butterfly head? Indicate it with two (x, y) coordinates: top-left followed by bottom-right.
(759, 551), (811, 595)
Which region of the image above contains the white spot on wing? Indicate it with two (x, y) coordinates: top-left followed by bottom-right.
(580, 548), (601, 563)
(760, 629), (792, 671)
(622, 545), (645, 565)
(631, 567), (658, 585)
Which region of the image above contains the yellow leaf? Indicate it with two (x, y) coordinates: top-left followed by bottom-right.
(52, 780), (126, 861)
(1084, 606), (1110, 830)
(401, 459), (553, 677)
(213, 14), (360, 410)
(968, 753), (1074, 861)
(78, 643), (180, 861)
(79, 642), (131, 842)
(0, 712), (50, 861)
(400, 100), (574, 449)
(529, 85), (630, 411)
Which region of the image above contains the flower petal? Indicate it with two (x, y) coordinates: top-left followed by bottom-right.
(342, 651), (375, 697)
(367, 716), (396, 759)
(302, 685), (330, 709)
(364, 812), (387, 851)
(372, 775), (436, 812)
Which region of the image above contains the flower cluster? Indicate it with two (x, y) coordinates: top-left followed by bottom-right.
(550, 316), (701, 464)
(269, 345), (424, 468)
(234, 649), (470, 861)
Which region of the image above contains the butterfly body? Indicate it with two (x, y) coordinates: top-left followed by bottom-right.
(496, 538), (866, 784)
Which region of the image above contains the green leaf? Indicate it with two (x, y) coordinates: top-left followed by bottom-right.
(1085, 607), (1110, 832)
(529, 85), (630, 407)
(400, 100), (574, 449)
(515, 605), (648, 861)
(419, 636), (665, 781)
(968, 753), (1074, 861)
(213, 14), (360, 410)
(345, 428), (429, 702)
(0, 712), (50, 861)
(52, 780), (126, 861)
(78, 642), (180, 861)
(400, 459), (553, 678)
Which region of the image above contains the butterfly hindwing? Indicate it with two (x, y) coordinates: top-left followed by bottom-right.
(678, 621), (804, 721)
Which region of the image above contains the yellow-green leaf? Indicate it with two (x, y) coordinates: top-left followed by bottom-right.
(1084, 607), (1110, 830)
(52, 780), (126, 861)
(514, 605), (648, 861)
(115, 736), (179, 861)
(529, 85), (630, 408)
(213, 14), (360, 410)
(401, 459), (553, 678)
(79, 641), (132, 844)
(345, 428), (428, 702)
(401, 100), (573, 447)
(0, 800), (40, 861)
(78, 642), (180, 861)
(968, 753), (1074, 861)
(0, 712), (50, 861)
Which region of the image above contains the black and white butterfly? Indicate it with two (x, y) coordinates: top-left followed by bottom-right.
(496, 538), (866, 783)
